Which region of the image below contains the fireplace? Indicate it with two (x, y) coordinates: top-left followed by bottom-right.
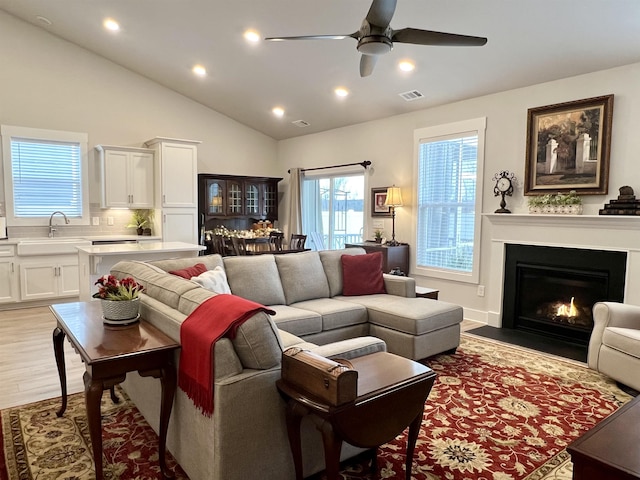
(502, 244), (626, 346)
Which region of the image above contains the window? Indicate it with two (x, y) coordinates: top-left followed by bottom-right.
(414, 118), (486, 283)
(1, 125), (89, 226)
(301, 171), (364, 250)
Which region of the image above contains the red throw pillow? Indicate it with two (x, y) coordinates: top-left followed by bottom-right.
(169, 263), (207, 279)
(341, 252), (386, 296)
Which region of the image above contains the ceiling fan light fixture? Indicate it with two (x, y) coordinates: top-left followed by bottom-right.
(244, 30), (261, 43)
(334, 87), (349, 98)
(357, 36), (392, 55)
(103, 18), (120, 32)
(272, 107), (285, 118)
(398, 60), (415, 72)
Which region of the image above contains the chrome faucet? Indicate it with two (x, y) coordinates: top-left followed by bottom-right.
(48, 211), (69, 237)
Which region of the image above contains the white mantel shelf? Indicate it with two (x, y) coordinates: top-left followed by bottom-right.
(484, 213), (640, 229)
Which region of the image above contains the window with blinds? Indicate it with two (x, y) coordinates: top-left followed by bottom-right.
(1, 125), (89, 226)
(414, 118), (486, 283)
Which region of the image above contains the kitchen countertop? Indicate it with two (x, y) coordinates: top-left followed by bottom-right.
(0, 235), (162, 245)
(77, 241), (205, 255)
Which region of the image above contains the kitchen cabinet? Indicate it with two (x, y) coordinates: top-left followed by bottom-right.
(96, 145), (154, 208)
(199, 174), (282, 222)
(20, 255), (80, 301)
(0, 245), (18, 303)
(144, 137), (201, 244)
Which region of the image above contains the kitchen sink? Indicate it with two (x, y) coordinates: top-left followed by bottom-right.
(17, 238), (92, 256)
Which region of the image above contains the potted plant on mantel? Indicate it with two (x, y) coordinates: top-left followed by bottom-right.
(528, 191), (582, 215)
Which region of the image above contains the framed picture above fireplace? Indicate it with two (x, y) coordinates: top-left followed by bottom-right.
(524, 94), (614, 196)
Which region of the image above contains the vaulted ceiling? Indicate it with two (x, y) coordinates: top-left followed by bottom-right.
(2, 0), (640, 140)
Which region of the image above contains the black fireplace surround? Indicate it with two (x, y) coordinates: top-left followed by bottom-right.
(502, 244), (626, 346)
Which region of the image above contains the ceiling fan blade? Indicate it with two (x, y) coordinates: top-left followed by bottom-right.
(392, 28), (487, 46)
(265, 33), (358, 41)
(360, 54), (378, 77)
(365, 0), (397, 28)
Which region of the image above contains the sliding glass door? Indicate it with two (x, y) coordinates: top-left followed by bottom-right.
(302, 174), (364, 250)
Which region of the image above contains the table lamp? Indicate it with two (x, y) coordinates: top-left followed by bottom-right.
(384, 185), (403, 246)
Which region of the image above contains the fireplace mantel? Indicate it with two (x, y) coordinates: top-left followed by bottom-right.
(484, 213), (640, 327)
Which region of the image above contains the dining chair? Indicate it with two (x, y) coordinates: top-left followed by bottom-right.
(230, 236), (248, 256)
(269, 231), (284, 252)
(289, 234), (307, 250)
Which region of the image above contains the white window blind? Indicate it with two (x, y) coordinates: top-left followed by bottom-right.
(1, 125), (89, 226)
(414, 118), (485, 283)
(417, 134), (477, 272)
(11, 138), (83, 217)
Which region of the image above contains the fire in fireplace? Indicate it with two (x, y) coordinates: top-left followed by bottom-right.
(502, 244), (626, 345)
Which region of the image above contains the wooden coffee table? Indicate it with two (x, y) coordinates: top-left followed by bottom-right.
(567, 394), (640, 479)
(51, 301), (180, 480)
(277, 351), (436, 480)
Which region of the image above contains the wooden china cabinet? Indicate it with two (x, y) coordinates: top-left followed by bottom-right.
(198, 174), (282, 231)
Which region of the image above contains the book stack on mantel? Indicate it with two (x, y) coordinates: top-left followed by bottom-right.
(599, 186), (640, 215)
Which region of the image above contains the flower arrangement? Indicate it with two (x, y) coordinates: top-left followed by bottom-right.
(93, 275), (143, 301)
(528, 190), (582, 214)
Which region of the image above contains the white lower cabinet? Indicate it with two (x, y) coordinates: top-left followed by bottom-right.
(0, 246), (19, 304)
(20, 255), (80, 301)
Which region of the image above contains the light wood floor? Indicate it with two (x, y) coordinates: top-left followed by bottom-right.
(0, 306), (85, 410)
(0, 306), (484, 410)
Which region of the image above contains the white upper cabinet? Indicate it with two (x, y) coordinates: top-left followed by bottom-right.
(97, 145), (154, 208)
(144, 137), (200, 208)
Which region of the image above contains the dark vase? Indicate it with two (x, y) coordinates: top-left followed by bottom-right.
(136, 227), (143, 235)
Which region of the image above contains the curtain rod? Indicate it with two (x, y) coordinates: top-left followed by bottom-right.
(288, 160), (371, 174)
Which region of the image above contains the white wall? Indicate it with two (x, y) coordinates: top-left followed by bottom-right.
(0, 11), (278, 213)
(277, 62), (640, 320)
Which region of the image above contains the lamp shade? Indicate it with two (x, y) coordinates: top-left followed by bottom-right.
(384, 186), (403, 207)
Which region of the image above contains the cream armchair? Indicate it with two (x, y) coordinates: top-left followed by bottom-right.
(588, 302), (640, 391)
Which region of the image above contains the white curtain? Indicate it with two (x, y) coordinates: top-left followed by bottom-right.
(288, 168), (303, 236)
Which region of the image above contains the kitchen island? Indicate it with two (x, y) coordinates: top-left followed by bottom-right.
(78, 241), (205, 301)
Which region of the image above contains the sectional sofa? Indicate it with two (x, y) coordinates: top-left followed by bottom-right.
(111, 248), (463, 480)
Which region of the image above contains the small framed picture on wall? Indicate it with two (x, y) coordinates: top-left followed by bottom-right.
(371, 187), (392, 217)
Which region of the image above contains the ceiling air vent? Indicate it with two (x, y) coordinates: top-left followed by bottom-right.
(292, 119), (311, 128)
(399, 90), (424, 102)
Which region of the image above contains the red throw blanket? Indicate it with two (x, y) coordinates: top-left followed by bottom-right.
(178, 294), (275, 416)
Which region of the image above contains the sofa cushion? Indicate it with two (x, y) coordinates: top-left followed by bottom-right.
(291, 298), (368, 331)
(169, 262), (207, 279)
(319, 248), (366, 297)
(233, 312), (283, 370)
(275, 251), (330, 305)
(191, 266), (232, 294)
(337, 295), (462, 335)
(223, 255), (286, 306)
(267, 304), (323, 336)
(150, 254), (224, 273)
(311, 336), (387, 360)
(341, 252), (385, 296)
(602, 327), (640, 359)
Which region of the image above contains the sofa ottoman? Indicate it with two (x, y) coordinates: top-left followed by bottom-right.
(338, 294), (463, 360)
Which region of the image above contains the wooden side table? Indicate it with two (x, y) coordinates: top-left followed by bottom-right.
(415, 286), (439, 300)
(345, 242), (410, 275)
(277, 351), (436, 480)
(567, 394), (640, 479)
(51, 301), (180, 480)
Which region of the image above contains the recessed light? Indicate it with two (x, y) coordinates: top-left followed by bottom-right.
(334, 87), (349, 98)
(103, 18), (120, 32)
(192, 65), (207, 77)
(244, 30), (261, 43)
(398, 60), (415, 72)
(272, 107), (285, 118)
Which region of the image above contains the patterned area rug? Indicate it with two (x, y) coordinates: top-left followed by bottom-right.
(0, 335), (632, 480)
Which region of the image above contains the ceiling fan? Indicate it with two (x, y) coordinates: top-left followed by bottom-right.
(265, 0), (487, 77)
